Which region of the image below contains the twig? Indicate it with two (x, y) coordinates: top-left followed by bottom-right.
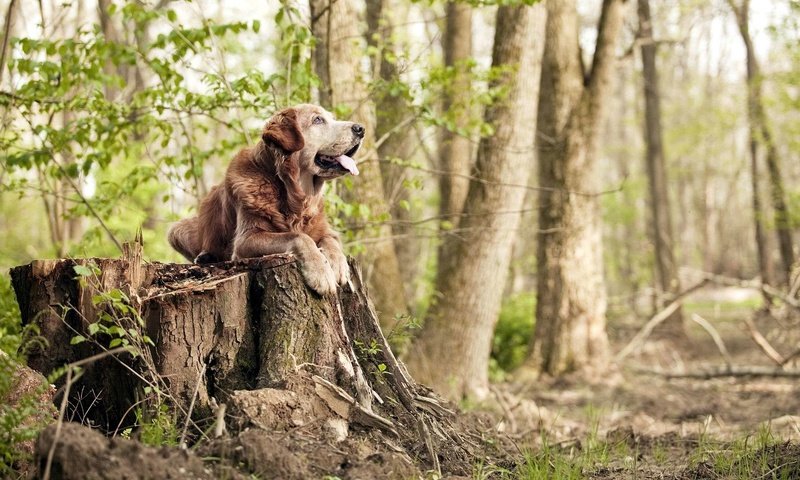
(213, 403), (226, 438)
(417, 415), (440, 476)
(636, 365), (800, 379)
(179, 362), (207, 448)
(42, 345), (130, 479)
(789, 268), (800, 299)
(615, 280), (709, 361)
(688, 269), (800, 309)
(780, 347), (800, 367)
(689, 313), (732, 367)
(51, 156), (123, 253)
(744, 317), (785, 365)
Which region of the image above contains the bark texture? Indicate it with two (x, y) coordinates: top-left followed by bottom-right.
(11, 251), (482, 477)
(729, 0), (795, 285)
(0, 0), (17, 85)
(527, 0), (626, 376)
(366, 0), (424, 302)
(310, 0), (409, 328)
(637, 0), (683, 333)
(438, 1), (473, 224)
(408, 4), (546, 400)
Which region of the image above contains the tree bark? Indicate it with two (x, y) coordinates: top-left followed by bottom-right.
(407, 4), (546, 400)
(365, 0), (424, 303)
(0, 0), (17, 86)
(729, 0), (795, 285)
(526, 0), (626, 376)
(438, 2), (473, 224)
(310, 0), (409, 329)
(637, 0), (683, 334)
(11, 251), (474, 476)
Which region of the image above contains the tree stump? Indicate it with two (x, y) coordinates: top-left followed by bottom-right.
(10, 249), (487, 477)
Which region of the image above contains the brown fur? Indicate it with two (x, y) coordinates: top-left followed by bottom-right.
(168, 105), (363, 295)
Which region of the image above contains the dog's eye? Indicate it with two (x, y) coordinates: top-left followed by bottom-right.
(312, 116), (325, 125)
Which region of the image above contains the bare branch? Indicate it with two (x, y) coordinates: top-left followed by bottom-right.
(615, 279), (710, 361)
(744, 316), (785, 365)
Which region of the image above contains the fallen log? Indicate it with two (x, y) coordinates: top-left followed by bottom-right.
(10, 247), (491, 477)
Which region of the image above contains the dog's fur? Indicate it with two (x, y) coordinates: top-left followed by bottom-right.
(167, 104), (364, 295)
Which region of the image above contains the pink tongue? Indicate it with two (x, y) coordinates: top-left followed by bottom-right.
(335, 155), (359, 175)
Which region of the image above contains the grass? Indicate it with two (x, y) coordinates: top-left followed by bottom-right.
(470, 416), (799, 479)
(683, 297), (764, 322)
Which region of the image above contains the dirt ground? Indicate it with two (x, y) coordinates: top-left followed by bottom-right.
(21, 287), (800, 479)
(488, 288), (800, 478)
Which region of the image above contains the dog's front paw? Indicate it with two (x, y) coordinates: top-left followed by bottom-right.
(322, 248), (350, 286)
(300, 253), (338, 296)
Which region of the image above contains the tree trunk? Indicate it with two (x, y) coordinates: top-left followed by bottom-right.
(0, 0), (17, 85)
(729, 0), (795, 285)
(526, 0), (626, 376)
(365, 0), (424, 304)
(10, 249), (478, 477)
(438, 1), (473, 224)
(407, 4), (546, 400)
(637, 0), (683, 334)
(310, 0), (409, 329)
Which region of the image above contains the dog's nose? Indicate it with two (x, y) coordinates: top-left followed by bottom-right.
(352, 123), (365, 138)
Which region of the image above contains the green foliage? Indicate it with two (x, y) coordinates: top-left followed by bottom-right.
(0, 0), (294, 264)
(0, 340), (55, 475)
(0, 275), (22, 358)
(72, 263), (153, 353)
(490, 293), (535, 378)
(136, 403), (179, 447)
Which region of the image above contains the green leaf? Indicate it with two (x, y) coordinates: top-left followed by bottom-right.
(109, 338), (122, 348)
(73, 265), (93, 277)
(70, 335), (86, 345)
(252, 20), (261, 33)
(88, 323), (100, 335)
(166, 9), (177, 22)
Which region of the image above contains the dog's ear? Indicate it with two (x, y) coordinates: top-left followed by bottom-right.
(262, 108), (305, 153)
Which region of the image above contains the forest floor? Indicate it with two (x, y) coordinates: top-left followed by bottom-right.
(488, 287), (800, 479)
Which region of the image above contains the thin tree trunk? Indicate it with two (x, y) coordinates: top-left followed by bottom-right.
(438, 2), (473, 224)
(365, 0), (423, 303)
(637, 0), (683, 334)
(0, 0), (17, 85)
(309, 0), (409, 329)
(750, 122), (775, 286)
(526, 0), (626, 377)
(407, 4), (546, 400)
(729, 0), (795, 285)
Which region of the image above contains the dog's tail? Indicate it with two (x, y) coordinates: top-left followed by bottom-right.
(167, 218), (201, 262)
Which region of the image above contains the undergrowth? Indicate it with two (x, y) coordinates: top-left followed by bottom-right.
(0, 274), (53, 476)
(490, 292), (536, 380)
(471, 419), (798, 480)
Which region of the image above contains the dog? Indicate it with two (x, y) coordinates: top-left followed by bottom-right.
(167, 104), (363, 295)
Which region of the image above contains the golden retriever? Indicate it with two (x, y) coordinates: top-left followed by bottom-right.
(167, 104), (363, 295)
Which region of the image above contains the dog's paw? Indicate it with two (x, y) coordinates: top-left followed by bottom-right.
(322, 248), (350, 286)
(300, 253), (338, 296)
(194, 251), (217, 264)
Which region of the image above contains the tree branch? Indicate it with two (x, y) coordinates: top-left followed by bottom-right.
(586, 0), (627, 113)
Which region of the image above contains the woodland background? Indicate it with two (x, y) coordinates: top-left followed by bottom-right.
(1, 0), (799, 477)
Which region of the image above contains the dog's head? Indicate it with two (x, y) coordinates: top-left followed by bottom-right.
(262, 104), (363, 180)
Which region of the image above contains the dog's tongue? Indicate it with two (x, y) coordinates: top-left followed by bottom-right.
(335, 155), (359, 175)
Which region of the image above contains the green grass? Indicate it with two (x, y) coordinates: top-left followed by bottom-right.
(473, 421), (799, 479)
(683, 296), (764, 321)
(686, 424), (799, 479)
